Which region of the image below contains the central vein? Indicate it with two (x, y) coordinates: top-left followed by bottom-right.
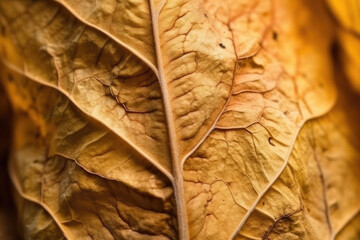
(148, 0), (189, 239)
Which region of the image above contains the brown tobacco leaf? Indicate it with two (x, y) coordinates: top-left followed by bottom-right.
(235, 67), (360, 240)
(184, 0), (336, 239)
(326, 0), (360, 34)
(55, 0), (157, 71)
(336, 30), (360, 93)
(1, 68), (176, 239)
(13, 192), (66, 240)
(0, 0), (360, 239)
(0, 0), (172, 176)
(326, 0), (360, 93)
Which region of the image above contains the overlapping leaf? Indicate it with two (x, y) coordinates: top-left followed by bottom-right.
(326, 0), (360, 93)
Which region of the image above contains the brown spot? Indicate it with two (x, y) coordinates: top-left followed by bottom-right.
(272, 31), (278, 41)
(219, 43), (226, 49)
(204, 13), (208, 18)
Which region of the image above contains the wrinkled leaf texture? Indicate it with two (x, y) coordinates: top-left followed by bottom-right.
(0, 0), (360, 239)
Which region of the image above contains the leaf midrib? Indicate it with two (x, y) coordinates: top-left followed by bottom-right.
(148, 0), (189, 239)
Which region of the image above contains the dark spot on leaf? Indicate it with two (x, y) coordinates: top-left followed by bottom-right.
(268, 137), (275, 146)
(262, 202), (265, 206)
(204, 13), (208, 18)
(219, 43), (226, 49)
(272, 31), (278, 41)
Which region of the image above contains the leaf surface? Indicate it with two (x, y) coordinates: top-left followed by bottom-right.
(1, 67), (176, 239)
(0, 0), (360, 239)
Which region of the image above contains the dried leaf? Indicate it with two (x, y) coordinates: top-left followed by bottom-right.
(326, 0), (360, 93)
(0, 0), (359, 239)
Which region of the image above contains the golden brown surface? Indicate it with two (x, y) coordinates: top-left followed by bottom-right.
(0, 0), (359, 239)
